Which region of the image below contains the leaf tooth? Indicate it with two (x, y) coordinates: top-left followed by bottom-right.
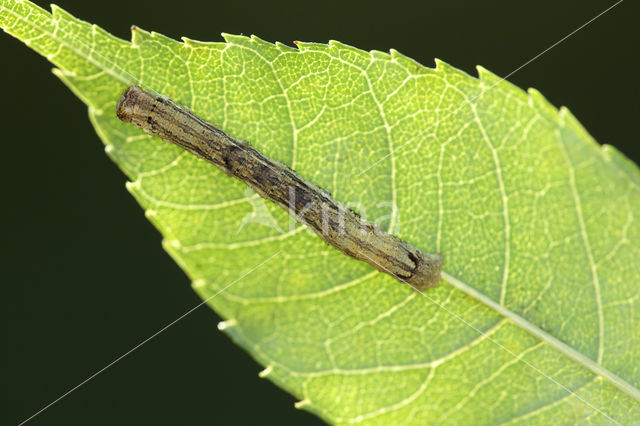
(160, 238), (196, 280)
(601, 145), (640, 184)
(218, 33), (284, 60)
(328, 40), (374, 68)
(49, 4), (93, 50)
(180, 36), (198, 46)
(50, 4), (74, 24)
(433, 57), (449, 72)
(560, 106), (602, 150)
(91, 22), (129, 49)
(527, 87), (560, 123)
(476, 65), (530, 104)
(130, 25), (152, 47)
(191, 279), (207, 289)
(275, 41), (296, 53)
(293, 41), (327, 52)
(476, 65), (498, 82)
(390, 48), (434, 73)
(217, 319), (238, 331)
(294, 398), (311, 409)
(369, 49), (390, 61)
(148, 30), (181, 48)
(328, 39), (369, 59)
(221, 32), (251, 47)
(181, 36), (224, 50)
(143, 209), (163, 229)
(125, 179), (141, 192)
(558, 106), (569, 126)
(144, 209), (157, 219)
(250, 34), (274, 48)
(167, 239), (182, 249)
(434, 57), (476, 80)
(52, 68), (110, 112)
(258, 366), (273, 378)
(51, 66), (76, 79)
(126, 180), (158, 220)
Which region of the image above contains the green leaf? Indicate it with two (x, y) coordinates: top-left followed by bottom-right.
(2, 1), (639, 423)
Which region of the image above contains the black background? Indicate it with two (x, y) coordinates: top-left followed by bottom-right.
(2, 0), (638, 424)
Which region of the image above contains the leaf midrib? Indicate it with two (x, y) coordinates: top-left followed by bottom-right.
(7, 1), (639, 405)
(442, 271), (640, 401)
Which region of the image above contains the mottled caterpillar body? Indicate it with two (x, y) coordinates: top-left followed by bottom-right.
(116, 86), (443, 290)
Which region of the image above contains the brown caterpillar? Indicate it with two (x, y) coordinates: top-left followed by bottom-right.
(116, 86), (443, 291)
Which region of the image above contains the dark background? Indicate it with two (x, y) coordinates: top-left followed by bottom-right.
(2, 0), (638, 424)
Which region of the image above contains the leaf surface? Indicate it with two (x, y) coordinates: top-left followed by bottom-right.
(2, 1), (639, 423)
